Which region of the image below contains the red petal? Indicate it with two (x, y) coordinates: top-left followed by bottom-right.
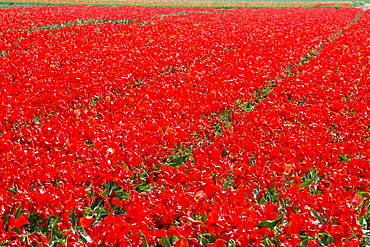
(80, 217), (94, 229)
(14, 214), (29, 229)
(174, 238), (189, 247)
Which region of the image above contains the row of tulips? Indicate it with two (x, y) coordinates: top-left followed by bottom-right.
(0, 1), (353, 8)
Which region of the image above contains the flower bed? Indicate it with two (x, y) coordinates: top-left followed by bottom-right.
(0, 5), (368, 246)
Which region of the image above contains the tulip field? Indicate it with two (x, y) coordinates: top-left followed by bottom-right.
(0, 4), (370, 247)
(0, 1), (355, 8)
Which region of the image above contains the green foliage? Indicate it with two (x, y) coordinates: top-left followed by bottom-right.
(338, 154), (350, 162)
(209, 108), (234, 137)
(235, 99), (254, 112)
(258, 214), (284, 229)
(167, 155), (189, 167)
(258, 186), (279, 204)
(358, 200), (370, 246)
(158, 11), (188, 17)
(300, 168), (324, 195)
(198, 233), (216, 246)
(310, 208), (325, 224)
(158, 236), (180, 247)
(300, 48), (319, 65)
(25, 18), (134, 34)
(318, 232), (334, 246)
(300, 169), (320, 189)
(25, 213), (69, 246)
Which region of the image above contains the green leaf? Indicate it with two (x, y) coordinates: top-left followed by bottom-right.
(168, 155), (189, 167)
(322, 234), (333, 245)
(310, 209), (324, 224)
(262, 237), (272, 247)
(358, 191), (370, 195)
(338, 154), (350, 162)
(258, 214), (284, 229)
(79, 231), (93, 243)
(135, 182), (153, 192)
(318, 232), (333, 246)
(300, 178), (315, 189)
(199, 235), (209, 246)
(259, 186), (279, 204)
(161, 237), (172, 247)
(221, 149), (228, 158)
(201, 212), (208, 222)
(14, 203), (23, 219)
(227, 240), (237, 247)
(139, 231), (149, 247)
